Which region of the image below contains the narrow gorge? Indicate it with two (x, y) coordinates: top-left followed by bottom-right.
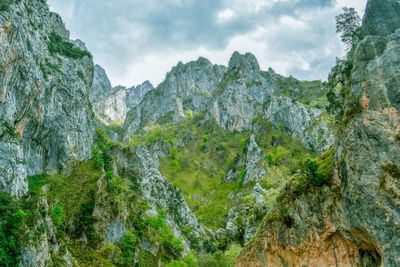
(0, 0), (399, 266)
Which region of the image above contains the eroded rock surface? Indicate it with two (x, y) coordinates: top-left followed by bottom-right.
(89, 65), (154, 123)
(0, 0), (95, 197)
(237, 0), (400, 266)
(123, 52), (333, 153)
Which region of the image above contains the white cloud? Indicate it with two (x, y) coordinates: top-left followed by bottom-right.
(47, 0), (368, 87)
(279, 16), (307, 29)
(335, 0), (367, 14)
(217, 9), (235, 23)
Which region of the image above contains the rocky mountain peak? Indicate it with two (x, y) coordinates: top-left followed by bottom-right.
(70, 39), (89, 52)
(89, 64), (112, 104)
(362, 0), (400, 36)
(126, 80), (154, 108)
(228, 51), (260, 72)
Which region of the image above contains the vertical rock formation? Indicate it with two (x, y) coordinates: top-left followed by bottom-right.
(89, 65), (154, 123)
(236, 0), (400, 266)
(123, 53), (333, 152)
(0, 0), (95, 197)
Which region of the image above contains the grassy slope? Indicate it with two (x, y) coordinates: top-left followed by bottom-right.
(128, 113), (315, 230)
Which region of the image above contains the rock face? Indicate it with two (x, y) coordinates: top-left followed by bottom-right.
(0, 0), (95, 197)
(362, 0), (400, 37)
(124, 52), (333, 153)
(126, 81), (154, 109)
(123, 57), (226, 138)
(113, 145), (206, 249)
(237, 0), (400, 266)
(243, 135), (267, 185)
(89, 65), (154, 123)
(89, 65), (113, 105)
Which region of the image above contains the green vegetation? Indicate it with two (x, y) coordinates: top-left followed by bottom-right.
(0, 194), (27, 266)
(276, 149), (334, 201)
(276, 78), (327, 108)
(28, 173), (49, 194)
(47, 32), (91, 59)
(93, 128), (115, 171)
(196, 244), (242, 267)
(129, 114), (313, 231)
(144, 209), (184, 260)
(0, 0), (14, 12)
(382, 163), (400, 179)
(0, 121), (18, 139)
(39, 59), (61, 81)
(336, 7), (362, 50)
(119, 231), (137, 265)
(77, 70), (85, 81)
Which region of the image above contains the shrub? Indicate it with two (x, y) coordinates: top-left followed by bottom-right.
(28, 174), (49, 193)
(242, 194), (255, 206)
(92, 128), (114, 171)
(382, 163), (400, 179)
(184, 110), (193, 119)
(238, 170), (246, 187)
(77, 71), (85, 81)
(199, 143), (206, 151)
(303, 159), (328, 186)
(266, 152), (275, 165)
(239, 138), (247, 150)
(170, 146), (178, 160)
(47, 32), (91, 59)
(171, 159), (181, 172)
(0, 194), (27, 266)
(52, 204), (64, 228)
(167, 260), (186, 267)
(74, 190), (96, 240)
(52, 204), (65, 238)
(105, 171), (113, 181)
(145, 209), (166, 229)
(183, 250), (197, 266)
(161, 227), (183, 259)
(92, 146), (103, 169)
(183, 226), (192, 235)
(219, 142), (229, 150)
(119, 231), (137, 265)
(2, 121), (18, 139)
(196, 244), (241, 267)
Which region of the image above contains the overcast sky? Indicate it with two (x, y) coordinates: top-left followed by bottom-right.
(47, 0), (367, 87)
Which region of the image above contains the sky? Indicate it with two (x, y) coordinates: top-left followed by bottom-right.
(47, 0), (367, 87)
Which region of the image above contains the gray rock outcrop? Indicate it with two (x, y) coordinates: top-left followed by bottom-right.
(237, 0), (400, 265)
(0, 0), (95, 197)
(89, 65), (153, 124)
(113, 145), (206, 250)
(123, 52), (333, 153)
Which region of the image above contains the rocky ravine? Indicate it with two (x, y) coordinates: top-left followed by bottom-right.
(237, 0), (400, 266)
(0, 1), (209, 266)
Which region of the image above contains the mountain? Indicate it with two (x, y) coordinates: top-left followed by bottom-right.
(0, 0), (95, 197)
(237, 0), (400, 266)
(89, 65), (154, 125)
(123, 53), (333, 153)
(1, 0), (399, 266)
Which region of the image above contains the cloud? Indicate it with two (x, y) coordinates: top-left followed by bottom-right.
(47, 0), (367, 86)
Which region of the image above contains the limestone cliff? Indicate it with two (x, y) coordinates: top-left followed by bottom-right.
(123, 53), (333, 153)
(89, 65), (154, 124)
(236, 0), (400, 266)
(0, 0), (95, 197)
(0, 2), (206, 266)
